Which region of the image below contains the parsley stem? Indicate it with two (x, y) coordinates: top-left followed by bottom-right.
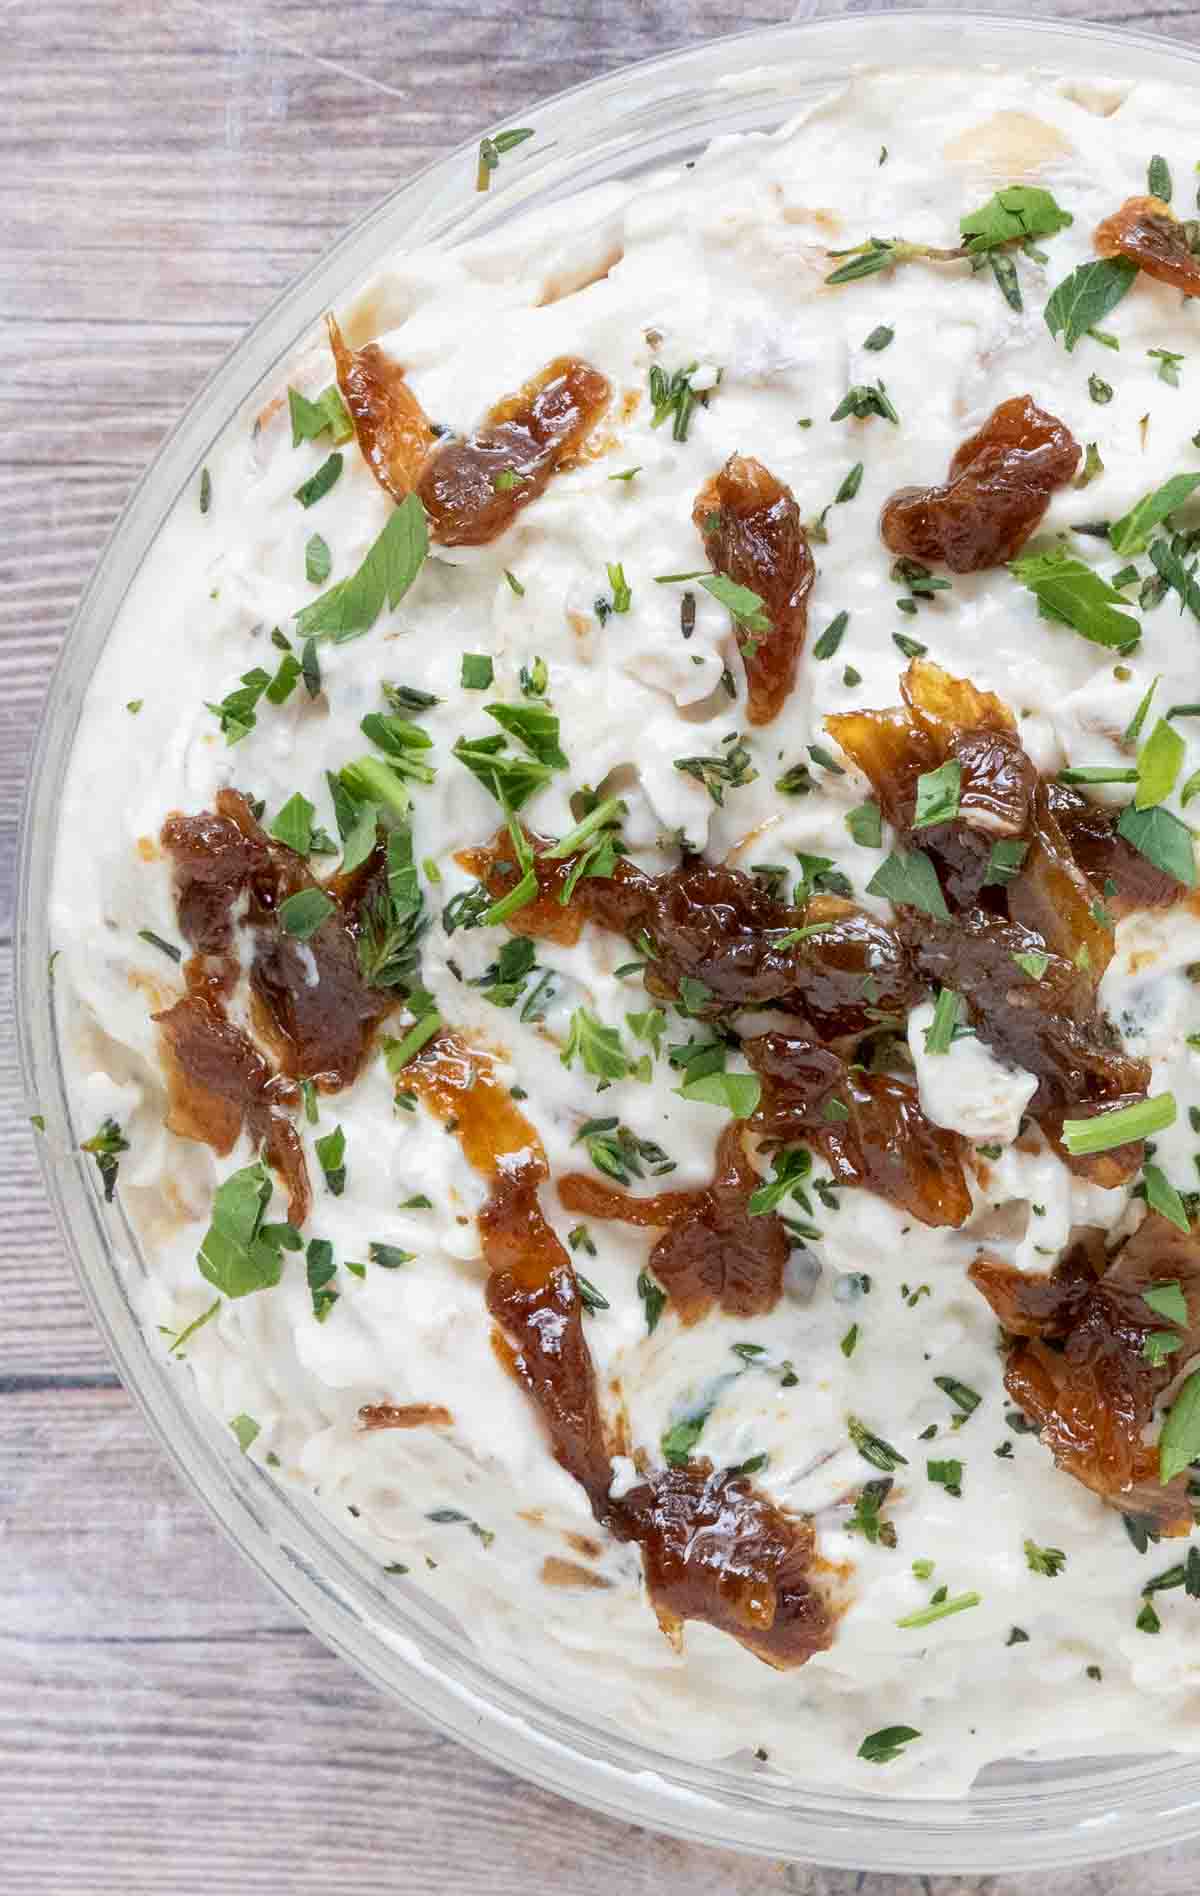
(1061, 1092), (1176, 1156)
(545, 796), (625, 860)
(896, 1589), (981, 1630)
(1057, 766), (1138, 785)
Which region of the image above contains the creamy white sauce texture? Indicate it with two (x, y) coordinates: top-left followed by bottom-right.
(53, 68), (1200, 1793)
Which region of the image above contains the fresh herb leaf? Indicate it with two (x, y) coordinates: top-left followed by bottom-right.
(912, 759), (962, 829)
(935, 1375), (980, 1416)
(1117, 803), (1196, 887)
(1024, 1538), (1067, 1577)
(1013, 949), (1050, 980)
(923, 988), (961, 1055)
(1109, 474), (1200, 557)
(961, 185), (1072, 253)
(748, 1147), (812, 1217)
(674, 734), (758, 806)
(836, 462), (864, 503)
(295, 494), (428, 644)
(137, 928), (182, 963)
(485, 701), (568, 768)
(1009, 550), (1140, 649)
(80, 1117), (129, 1202)
(983, 838), (1029, 887)
(638, 1270), (667, 1334)
(1144, 1280), (1189, 1325)
(866, 847), (950, 921)
(1144, 1162), (1191, 1233)
(315, 1124), (347, 1196)
(1135, 717), (1185, 809)
(306, 1238), (339, 1322)
(848, 1415), (908, 1472)
(926, 1458), (964, 1498)
(677, 1070), (761, 1118)
(305, 533), (331, 585)
(453, 736), (554, 811)
(294, 452), (343, 509)
(1160, 1368), (1200, 1483)
(846, 800), (882, 849)
(813, 611), (849, 660)
(1148, 535), (1200, 623)
(1148, 154), (1173, 202)
(270, 792), (316, 856)
(1044, 257), (1138, 352)
(858, 1725), (920, 1764)
(206, 667), (271, 745)
(197, 1159), (288, 1298)
(1089, 373), (1114, 405)
(1149, 347), (1186, 387)
(461, 653), (494, 691)
(561, 1008), (629, 1085)
(830, 380), (899, 424)
(277, 888), (335, 940)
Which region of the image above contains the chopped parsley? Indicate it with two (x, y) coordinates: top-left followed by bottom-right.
(81, 1117), (129, 1202)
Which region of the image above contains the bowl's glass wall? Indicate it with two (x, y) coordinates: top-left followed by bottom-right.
(19, 10), (1200, 1872)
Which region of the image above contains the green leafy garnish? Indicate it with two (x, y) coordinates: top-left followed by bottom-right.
(1044, 256), (1138, 352)
(461, 653), (494, 691)
(677, 1071), (761, 1119)
(476, 125), (534, 191)
(277, 888), (335, 940)
(866, 847), (950, 921)
(813, 610), (849, 660)
(926, 1459), (964, 1499)
(1135, 718), (1185, 810)
(1143, 1162), (1191, 1234)
(848, 1415), (908, 1473)
(674, 734), (758, 806)
(923, 988), (961, 1056)
(294, 452), (343, 509)
(306, 1238), (339, 1322)
(1144, 1281), (1189, 1325)
(662, 1400), (715, 1467)
(1148, 154), (1173, 201)
(857, 1725), (920, 1765)
(748, 1147), (812, 1217)
(961, 185), (1072, 253)
(1024, 1538), (1067, 1577)
(638, 1270), (667, 1334)
(1147, 536), (1200, 623)
(206, 667), (271, 745)
(295, 493), (428, 644)
(1109, 474), (1200, 557)
(230, 1413), (260, 1453)
(830, 380), (899, 424)
(1117, 803), (1196, 887)
(271, 792), (317, 856)
(1061, 1092), (1176, 1155)
(912, 759), (962, 830)
(1159, 1368), (1200, 1482)
(561, 1008), (629, 1085)
(897, 1589), (979, 1629)
(355, 824), (427, 989)
(846, 800), (882, 849)
(486, 701), (567, 768)
(305, 533), (331, 585)
(315, 1124), (347, 1196)
(453, 735), (554, 811)
(1009, 550), (1140, 649)
(197, 1159), (292, 1299)
(81, 1117), (129, 1202)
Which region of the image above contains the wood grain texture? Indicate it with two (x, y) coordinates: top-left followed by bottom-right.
(5, 2), (1200, 1889)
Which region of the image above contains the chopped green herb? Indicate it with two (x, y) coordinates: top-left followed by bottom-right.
(199, 466), (212, 513)
(305, 533), (331, 584)
(476, 125), (534, 190)
(230, 1413), (260, 1453)
(294, 452), (343, 509)
(866, 847), (950, 922)
(295, 493), (428, 644)
(677, 1070), (761, 1119)
(1144, 1162), (1191, 1233)
(830, 380), (899, 424)
(137, 928), (182, 963)
(638, 1270), (667, 1334)
(561, 1008), (629, 1085)
(912, 759), (962, 830)
(1148, 154), (1173, 201)
(1144, 1280), (1189, 1325)
(1024, 1538), (1067, 1577)
(306, 1238), (339, 1322)
(1089, 373), (1113, 405)
(961, 184), (1073, 253)
(277, 887), (335, 940)
(748, 1147), (812, 1217)
(1009, 550), (1140, 649)
(315, 1124), (347, 1196)
(1149, 347), (1185, 387)
(897, 1588), (980, 1628)
(848, 1415), (908, 1473)
(1013, 949), (1050, 981)
(485, 700), (567, 768)
(1117, 803), (1195, 887)
(935, 1375), (981, 1417)
(1160, 1367), (1200, 1482)
(858, 1725), (920, 1765)
(81, 1117), (129, 1202)
(270, 791), (317, 857)
(813, 610), (849, 660)
(836, 462), (865, 504)
(923, 988), (961, 1056)
(846, 800), (883, 849)
(197, 1159), (291, 1298)
(1044, 256), (1138, 352)
(1110, 474), (1200, 557)
(1062, 1092), (1177, 1156)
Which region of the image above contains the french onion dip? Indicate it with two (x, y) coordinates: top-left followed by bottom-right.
(54, 69), (1200, 1790)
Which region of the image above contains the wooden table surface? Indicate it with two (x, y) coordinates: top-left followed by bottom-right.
(7, 2), (1200, 1889)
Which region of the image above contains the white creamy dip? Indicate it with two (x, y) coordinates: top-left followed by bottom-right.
(52, 67), (1200, 1793)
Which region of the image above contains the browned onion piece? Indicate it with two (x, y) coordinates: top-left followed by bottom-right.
(417, 356), (610, 546)
(693, 454), (814, 725)
(557, 1125), (789, 1324)
(972, 1214), (1200, 1532)
(743, 1031), (973, 1229)
(327, 313), (438, 504)
(1094, 195), (1200, 294)
(879, 396), (1081, 572)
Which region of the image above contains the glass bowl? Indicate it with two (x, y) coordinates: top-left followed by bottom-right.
(20, 8), (1200, 1872)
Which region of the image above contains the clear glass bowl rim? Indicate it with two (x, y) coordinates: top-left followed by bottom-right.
(19, 8), (1200, 1873)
